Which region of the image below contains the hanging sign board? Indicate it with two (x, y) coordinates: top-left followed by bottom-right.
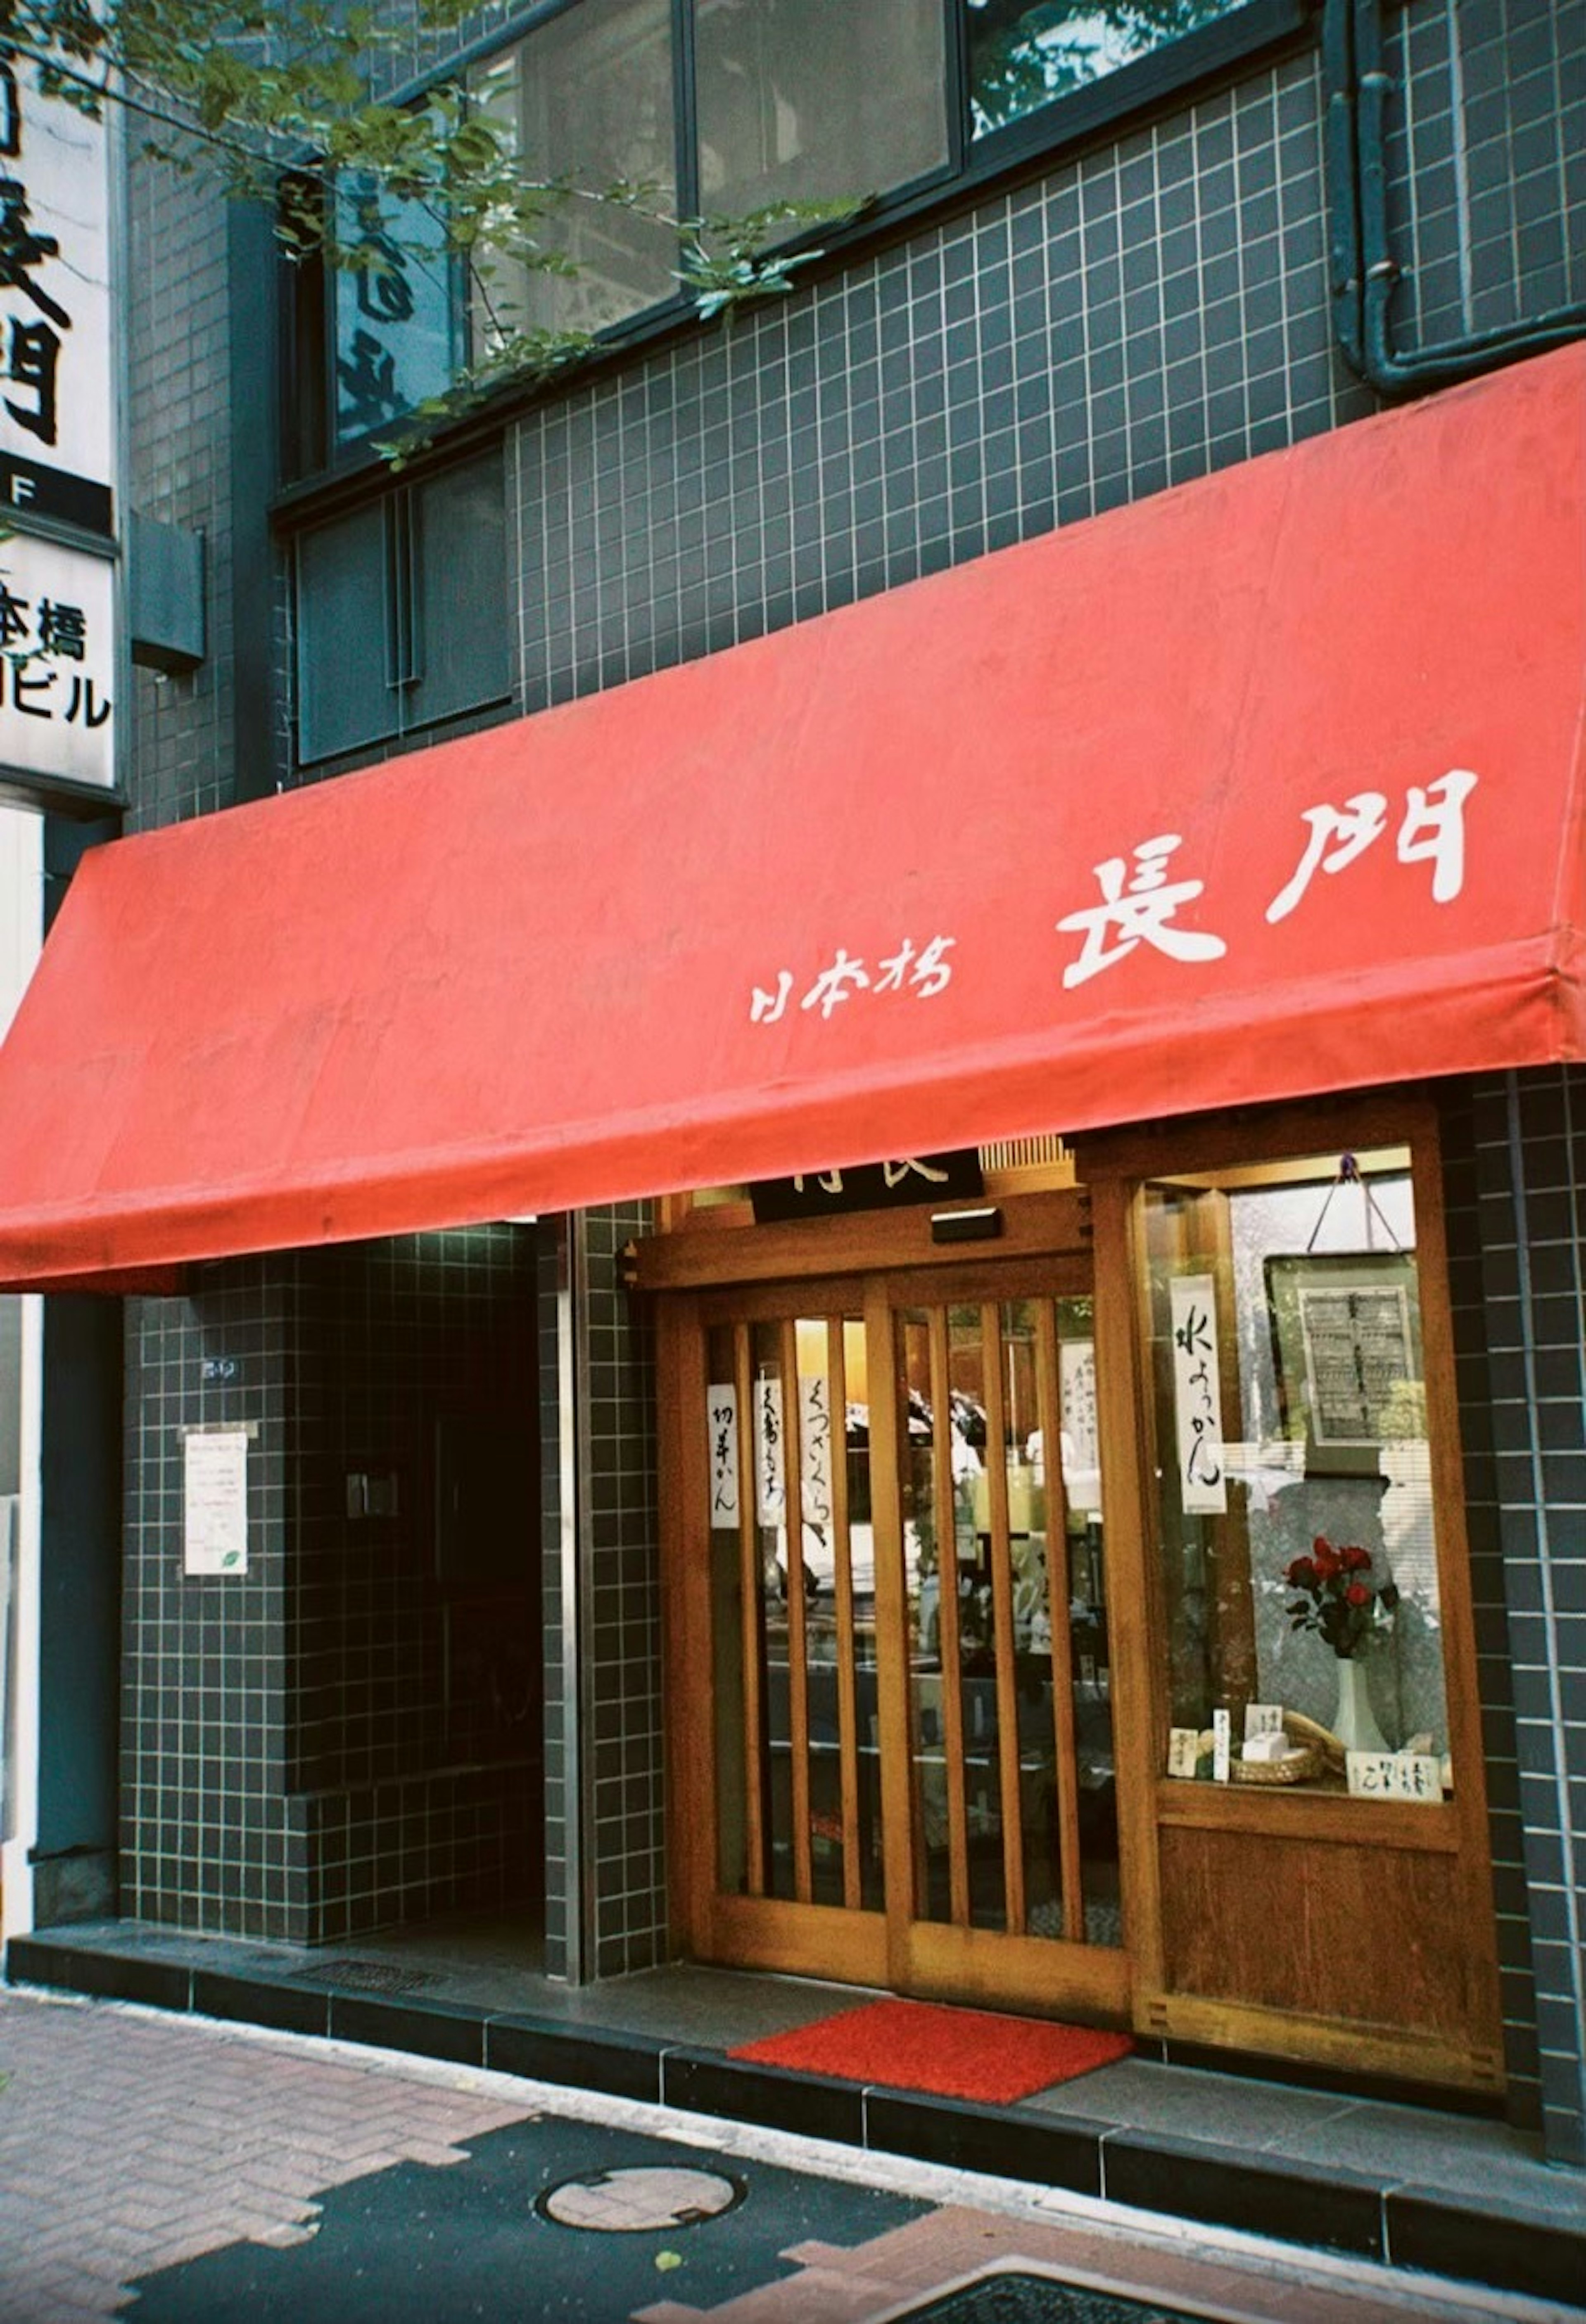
(1170, 1275), (1227, 1514)
(799, 1373), (833, 1532)
(183, 1427), (249, 1575)
(707, 1384), (739, 1530)
(753, 1374), (786, 1528)
(750, 1150), (983, 1224)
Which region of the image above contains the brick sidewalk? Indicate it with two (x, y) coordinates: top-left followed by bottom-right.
(1, 1983), (1572, 2324)
(0, 1986), (533, 2319)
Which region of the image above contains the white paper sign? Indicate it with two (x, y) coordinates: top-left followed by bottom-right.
(707, 1385), (739, 1530)
(1346, 1750), (1443, 1802)
(183, 1430), (249, 1575)
(754, 1375), (786, 1528)
(1059, 1337), (1102, 1515)
(799, 1373), (833, 1531)
(1170, 1275), (1227, 1514)
(1244, 1701), (1284, 1740)
(1167, 1726), (1201, 1779)
(1212, 1707), (1232, 1783)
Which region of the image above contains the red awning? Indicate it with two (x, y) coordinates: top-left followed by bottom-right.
(0, 344), (1583, 1288)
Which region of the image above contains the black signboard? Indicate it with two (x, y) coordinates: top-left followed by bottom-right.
(750, 1150), (985, 1225)
(0, 454), (115, 540)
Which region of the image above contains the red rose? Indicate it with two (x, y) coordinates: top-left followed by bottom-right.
(1286, 1556), (1317, 1589)
(1346, 1581), (1370, 1606)
(1314, 1545), (1341, 1581)
(1342, 1545), (1372, 1572)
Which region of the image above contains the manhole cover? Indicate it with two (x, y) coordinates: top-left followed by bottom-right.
(288, 1959), (439, 1995)
(537, 2166), (745, 2233)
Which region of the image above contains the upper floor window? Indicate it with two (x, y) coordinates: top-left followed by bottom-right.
(294, 448), (510, 766)
(966, 2), (1255, 140)
(299, 0), (1264, 470)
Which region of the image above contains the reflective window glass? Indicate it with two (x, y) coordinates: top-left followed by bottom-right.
(470, 0), (678, 346)
(966, 0), (1256, 141)
(696, 0), (947, 219)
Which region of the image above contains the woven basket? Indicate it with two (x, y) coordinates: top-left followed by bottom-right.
(1198, 1708), (1344, 1787)
(1230, 1742), (1323, 1786)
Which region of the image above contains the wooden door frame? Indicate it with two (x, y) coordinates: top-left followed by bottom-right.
(1076, 1093), (1505, 2092)
(655, 1233), (1129, 2014)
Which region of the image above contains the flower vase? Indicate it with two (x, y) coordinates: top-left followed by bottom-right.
(1330, 1654), (1388, 1755)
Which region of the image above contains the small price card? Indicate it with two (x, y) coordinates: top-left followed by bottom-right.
(1167, 1727), (1201, 1779)
(1346, 1751), (1443, 1801)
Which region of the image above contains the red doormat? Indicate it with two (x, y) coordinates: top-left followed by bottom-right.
(729, 1998), (1132, 2103)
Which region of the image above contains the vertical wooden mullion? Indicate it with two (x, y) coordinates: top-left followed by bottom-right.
(866, 1281), (914, 1991)
(828, 1316), (862, 1911)
(781, 1317), (813, 1905)
(734, 1322), (766, 1898)
(1035, 1300), (1086, 1944)
(981, 1301), (1027, 1937)
(928, 1307), (971, 1927)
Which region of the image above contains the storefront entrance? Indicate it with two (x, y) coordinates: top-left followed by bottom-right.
(648, 1104), (1505, 2095)
(670, 1241), (1128, 2020)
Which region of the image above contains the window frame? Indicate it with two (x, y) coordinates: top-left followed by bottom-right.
(278, 0), (1308, 494)
(292, 443), (513, 770)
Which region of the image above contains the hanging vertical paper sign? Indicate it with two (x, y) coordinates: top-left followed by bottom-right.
(183, 1427), (249, 1575)
(707, 1385), (739, 1530)
(1170, 1275), (1228, 1514)
(754, 1374), (786, 1528)
(799, 1373), (833, 1532)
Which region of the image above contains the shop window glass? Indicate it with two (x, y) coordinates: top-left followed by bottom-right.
(1138, 1147), (1452, 1803)
(469, 0), (678, 350)
(695, 0), (947, 219)
(966, 0), (1256, 141)
(295, 447), (509, 768)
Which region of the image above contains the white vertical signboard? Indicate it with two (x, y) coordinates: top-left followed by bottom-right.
(1170, 1274), (1227, 1514)
(0, 56), (118, 798)
(799, 1373), (833, 1532)
(707, 1385), (739, 1530)
(753, 1375), (786, 1528)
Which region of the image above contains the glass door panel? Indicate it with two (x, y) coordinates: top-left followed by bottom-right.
(698, 1261), (1121, 2007)
(895, 1289), (1120, 1953)
(706, 1311), (877, 1912)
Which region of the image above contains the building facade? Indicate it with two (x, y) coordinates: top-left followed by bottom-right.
(1, 0), (1584, 2178)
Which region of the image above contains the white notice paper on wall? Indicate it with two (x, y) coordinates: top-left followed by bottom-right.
(1170, 1275), (1228, 1514)
(708, 1385), (739, 1530)
(184, 1429), (249, 1575)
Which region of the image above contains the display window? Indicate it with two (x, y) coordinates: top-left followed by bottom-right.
(1135, 1146), (1451, 1806)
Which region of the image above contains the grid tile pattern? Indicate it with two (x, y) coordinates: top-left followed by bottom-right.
(1385, 0), (1586, 348)
(1437, 1085), (1544, 2136)
(123, 1230), (540, 1947)
(1458, 1069), (1586, 2167)
(121, 1262), (309, 1938)
(126, 156), (241, 829)
(538, 1207), (661, 1983)
(514, 45), (1372, 712)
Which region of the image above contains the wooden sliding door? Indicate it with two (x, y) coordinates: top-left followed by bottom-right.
(662, 1256), (1129, 2021)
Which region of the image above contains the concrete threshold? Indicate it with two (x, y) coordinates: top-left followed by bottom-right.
(7, 1921), (1583, 2316)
